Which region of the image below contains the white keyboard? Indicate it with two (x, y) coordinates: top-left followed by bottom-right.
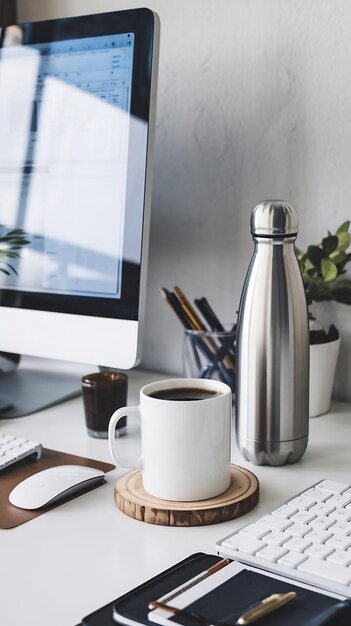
(217, 479), (351, 598)
(0, 433), (42, 471)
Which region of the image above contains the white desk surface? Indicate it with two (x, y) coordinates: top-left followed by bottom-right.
(1, 363), (351, 626)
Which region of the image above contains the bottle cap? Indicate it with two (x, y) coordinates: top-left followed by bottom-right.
(251, 200), (298, 236)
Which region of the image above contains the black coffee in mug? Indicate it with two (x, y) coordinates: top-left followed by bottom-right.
(148, 387), (220, 401)
(109, 377), (231, 500)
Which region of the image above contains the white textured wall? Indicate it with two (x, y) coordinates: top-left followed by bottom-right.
(18, 0), (351, 400)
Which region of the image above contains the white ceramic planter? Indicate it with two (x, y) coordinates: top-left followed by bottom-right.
(309, 338), (340, 417)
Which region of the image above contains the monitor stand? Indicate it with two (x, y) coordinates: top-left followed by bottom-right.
(0, 353), (84, 418)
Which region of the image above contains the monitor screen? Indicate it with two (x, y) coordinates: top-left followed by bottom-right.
(0, 31), (135, 305)
(0, 9), (159, 374)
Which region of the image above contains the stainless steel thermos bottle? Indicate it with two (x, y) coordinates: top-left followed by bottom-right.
(236, 200), (309, 465)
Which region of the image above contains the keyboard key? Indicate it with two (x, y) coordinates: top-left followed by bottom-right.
(289, 496), (316, 510)
(277, 552), (307, 568)
(317, 480), (350, 495)
(264, 531), (290, 546)
(1, 441), (18, 451)
(0, 434), (15, 443)
(20, 441), (39, 452)
(304, 488), (332, 503)
(327, 494), (351, 508)
(304, 544), (334, 559)
(327, 550), (351, 567)
(289, 522), (311, 537)
(305, 529), (333, 544)
(282, 536), (312, 553)
(331, 522), (351, 535)
(325, 535), (351, 551)
(3, 450), (17, 458)
(260, 515), (293, 531)
(298, 557), (351, 585)
(308, 502), (336, 516)
(309, 515), (336, 531)
(328, 508), (351, 522)
(272, 504), (298, 518)
(239, 523), (270, 540)
(290, 510), (316, 525)
(255, 545), (288, 563)
(12, 437), (26, 445)
(222, 534), (266, 555)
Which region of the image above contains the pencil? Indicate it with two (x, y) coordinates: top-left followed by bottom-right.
(173, 286), (206, 331)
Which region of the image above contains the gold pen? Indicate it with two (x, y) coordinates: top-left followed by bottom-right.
(236, 591), (296, 625)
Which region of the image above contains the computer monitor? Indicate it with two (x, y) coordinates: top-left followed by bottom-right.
(0, 8), (159, 416)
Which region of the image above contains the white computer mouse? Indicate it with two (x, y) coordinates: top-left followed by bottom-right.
(9, 465), (105, 510)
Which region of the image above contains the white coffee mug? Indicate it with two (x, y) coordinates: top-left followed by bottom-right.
(108, 378), (232, 501)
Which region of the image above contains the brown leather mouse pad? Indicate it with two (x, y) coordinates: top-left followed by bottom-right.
(0, 448), (115, 528)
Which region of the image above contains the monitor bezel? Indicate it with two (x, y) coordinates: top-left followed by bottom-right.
(0, 8), (159, 368)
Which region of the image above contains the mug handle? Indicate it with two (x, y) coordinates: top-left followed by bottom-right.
(108, 406), (142, 469)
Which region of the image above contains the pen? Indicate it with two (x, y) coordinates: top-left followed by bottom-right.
(236, 591), (297, 625)
(194, 297), (225, 332)
(154, 558), (230, 606)
(194, 298), (236, 366)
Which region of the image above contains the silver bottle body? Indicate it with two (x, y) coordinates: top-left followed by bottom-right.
(235, 235), (309, 465)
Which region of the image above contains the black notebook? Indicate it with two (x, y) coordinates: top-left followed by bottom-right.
(81, 553), (351, 626)
(82, 554), (220, 626)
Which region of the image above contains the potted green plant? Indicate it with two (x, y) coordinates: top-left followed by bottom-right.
(295, 221), (351, 417)
(0, 226), (30, 277)
(0, 226), (30, 371)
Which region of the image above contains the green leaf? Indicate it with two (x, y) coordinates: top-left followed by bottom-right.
(305, 277), (330, 300)
(4, 251), (20, 258)
(337, 252), (351, 273)
(6, 228), (27, 237)
(330, 250), (346, 265)
(332, 287), (351, 305)
(4, 263), (18, 276)
(334, 290), (351, 304)
(307, 267), (318, 277)
(337, 231), (351, 252)
(322, 235), (338, 256)
(336, 221), (350, 234)
(324, 279), (351, 304)
(321, 258), (338, 282)
(11, 238), (29, 245)
(307, 245), (326, 270)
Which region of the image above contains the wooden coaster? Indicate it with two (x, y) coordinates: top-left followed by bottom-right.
(114, 464), (259, 526)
